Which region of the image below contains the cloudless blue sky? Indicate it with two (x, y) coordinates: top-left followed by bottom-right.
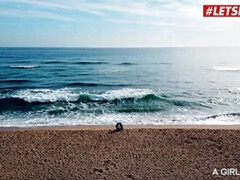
(0, 0), (240, 47)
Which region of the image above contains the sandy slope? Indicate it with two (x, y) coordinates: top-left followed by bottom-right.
(0, 126), (240, 179)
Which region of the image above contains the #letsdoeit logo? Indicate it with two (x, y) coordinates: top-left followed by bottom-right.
(203, 5), (240, 17)
(212, 168), (240, 176)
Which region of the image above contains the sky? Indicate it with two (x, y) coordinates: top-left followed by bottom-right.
(0, 0), (240, 47)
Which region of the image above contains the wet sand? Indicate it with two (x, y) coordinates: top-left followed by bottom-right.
(1, 125), (240, 179)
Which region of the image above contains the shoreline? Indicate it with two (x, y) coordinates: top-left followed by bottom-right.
(1, 124), (240, 131)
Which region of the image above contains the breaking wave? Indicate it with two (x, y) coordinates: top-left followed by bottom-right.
(204, 113), (240, 119)
(0, 88), (208, 110)
(194, 113), (240, 125)
(213, 67), (240, 72)
(8, 65), (38, 69)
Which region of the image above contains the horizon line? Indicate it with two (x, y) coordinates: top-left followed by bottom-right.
(0, 46), (239, 48)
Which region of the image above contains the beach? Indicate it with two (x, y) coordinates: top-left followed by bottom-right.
(1, 125), (240, 179)
(1, 1), (240, 179)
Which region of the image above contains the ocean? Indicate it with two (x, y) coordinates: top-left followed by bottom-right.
(0, 47), (240, 127)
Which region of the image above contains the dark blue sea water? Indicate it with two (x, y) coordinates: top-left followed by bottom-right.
(1, 47), (240, 127)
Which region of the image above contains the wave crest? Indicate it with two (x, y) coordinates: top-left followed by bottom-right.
(0, 88), (207, 111)
(8, 65), (38, 69)
(213, 67), (240, 72)
(7, 88), (153, 103)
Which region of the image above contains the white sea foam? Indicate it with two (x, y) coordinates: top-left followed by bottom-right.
(228, 87), (240, 94)
(2, 88), (240, 127)
(213, 67), (240, 72)
(12, 88), (79, 103)
(1, 111), (240, 127)
(101, 88), (153, 100)
(194, 115), (240, 125)
(10, 88), (153, 103)
(9, 65), (38, 69)
(0, 112), (185, 127)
